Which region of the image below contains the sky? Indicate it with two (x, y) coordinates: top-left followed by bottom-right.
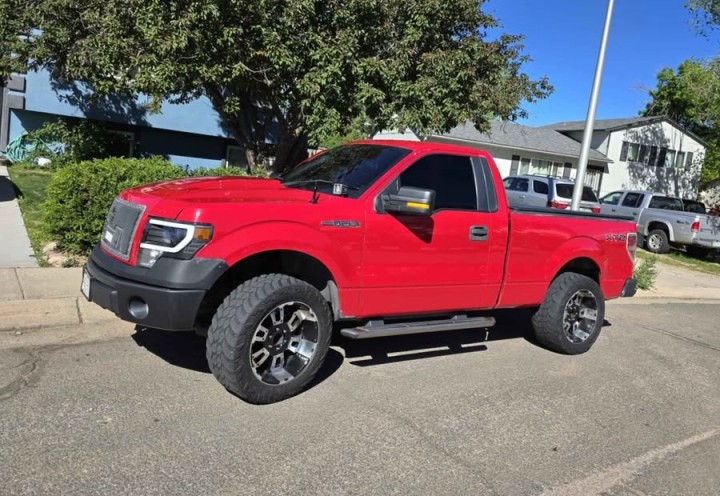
(485, 0), (720, 126)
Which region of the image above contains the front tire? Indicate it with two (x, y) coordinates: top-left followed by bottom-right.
(206, 274), (333, 404)
(532, 273), (605, 355)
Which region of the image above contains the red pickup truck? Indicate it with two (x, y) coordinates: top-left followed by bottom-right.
(83, 141), (637, 403)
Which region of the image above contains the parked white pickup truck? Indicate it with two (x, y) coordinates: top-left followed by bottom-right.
(599, 190), (720, 256)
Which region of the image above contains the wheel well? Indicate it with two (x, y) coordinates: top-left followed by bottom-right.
(555, 257), (600, 284)
(196, 250), (339, 330)
(647, 222), (669, 235)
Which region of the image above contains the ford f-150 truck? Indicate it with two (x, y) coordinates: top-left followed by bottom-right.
(82, 141), (637, 404)
(599, 190), (720, 256)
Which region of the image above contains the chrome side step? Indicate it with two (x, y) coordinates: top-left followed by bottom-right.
(340, 315), (495, 340)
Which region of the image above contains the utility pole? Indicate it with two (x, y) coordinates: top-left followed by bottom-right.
(571, 0), (615, 210)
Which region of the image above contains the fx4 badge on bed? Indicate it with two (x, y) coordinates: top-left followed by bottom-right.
(605, 233), (627, 242)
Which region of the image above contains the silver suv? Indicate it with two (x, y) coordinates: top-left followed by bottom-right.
(503, 175), (601, 213)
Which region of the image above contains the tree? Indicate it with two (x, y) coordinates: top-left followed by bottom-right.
(687, 0), (720, 34)
(641, 58), (720, 184)
(3, 0), (551, 171)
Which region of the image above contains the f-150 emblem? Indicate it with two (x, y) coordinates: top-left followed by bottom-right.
(321, 220), (361, 228)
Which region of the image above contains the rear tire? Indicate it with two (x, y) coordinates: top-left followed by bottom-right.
(645, 229), (670, 254)
(206, 274), (333, 404)
(532, 273), (605, 355)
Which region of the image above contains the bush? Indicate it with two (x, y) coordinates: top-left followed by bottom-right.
(189, 166), (270, 178)
(25, 119), (114, 168)
(634, 255), (658, 290)
(44, 157), (186, 254)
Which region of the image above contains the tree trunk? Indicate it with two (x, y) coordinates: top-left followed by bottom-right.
(273, 130), (308, 173)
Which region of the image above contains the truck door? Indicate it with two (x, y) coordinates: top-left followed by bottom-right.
(617, 192), (645, 219)
(360, 153), (508, 316)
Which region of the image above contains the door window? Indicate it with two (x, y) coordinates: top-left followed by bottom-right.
(533, 180), (549, 194)
(600, 191), (623, 205)
(400, 155), (477, 210)
(503, 177), (529, 192)
(621, 193), (644, 208)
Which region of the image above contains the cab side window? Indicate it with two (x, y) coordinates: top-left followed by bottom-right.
(622, 193), (644, 208)
(601, 191), (623, 205)
(504, 177), (529, 192)
(533, 180), (549, 195)
(400, 155), (477, 210)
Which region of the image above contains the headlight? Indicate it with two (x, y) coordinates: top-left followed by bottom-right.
(137, 218), (213, 268)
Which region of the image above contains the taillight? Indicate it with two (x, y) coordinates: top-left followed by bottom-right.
(627, 233), (637, 262)
(591, 206), (601, 214)
(691, 221), (700, 232)
(548, 201), (569, 209)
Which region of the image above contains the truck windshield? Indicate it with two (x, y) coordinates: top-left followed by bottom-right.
(281, 144), (411, 198)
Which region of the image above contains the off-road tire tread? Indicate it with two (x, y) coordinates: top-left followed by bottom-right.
(531, 273), (605, 355)
(206, 274), (332, 404)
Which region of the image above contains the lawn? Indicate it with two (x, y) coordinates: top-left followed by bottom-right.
(637, 248), (720, 276)
(7, 165), (53, 266)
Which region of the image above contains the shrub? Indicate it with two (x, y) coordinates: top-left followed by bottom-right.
(25, 119), (113, 168)
(43, 157), (186, 254)
(189, 166), (270, 178)
(634, 255), (658, 290)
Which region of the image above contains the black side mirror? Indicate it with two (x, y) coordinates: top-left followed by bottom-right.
(382, 186), (435, 215)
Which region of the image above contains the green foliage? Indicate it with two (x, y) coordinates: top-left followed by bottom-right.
(25, 119), (112, 167)
(0, 0), (31, 84)
(7, 0), (552, 171)
(687, 0), (720, 34)
(641, 58), (720, 184)
(43, 157), (186, 254)
(189, 166), (270, 178)
(634, 255), (658, 290)
(7, 166), (54, 265)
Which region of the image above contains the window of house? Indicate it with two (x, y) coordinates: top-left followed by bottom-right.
(519, 157), (531, 175)
(657, 148), (668, 167)
(504, 177), (529, 192)
(675, 151), (685, 169)
(665, 150), (676, 168)
(685, 152), (694, 170)
(400, 154), (477, 210)
(627, 143), (640, 162)
(648, 146), (658, 166)
(622, 192), (644, 208)
(226, 145), (248, 167)
(105, 130), (135, 158)
(600, 191), (623, 205)
(533, 180), (549, 194)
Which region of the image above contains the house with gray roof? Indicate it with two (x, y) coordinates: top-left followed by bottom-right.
(375, 115), (705, 198)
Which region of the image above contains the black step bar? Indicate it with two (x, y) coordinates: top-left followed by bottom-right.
(341, 314), (495, 340)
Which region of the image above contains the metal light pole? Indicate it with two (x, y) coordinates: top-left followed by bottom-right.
(571, 0), (615, 210)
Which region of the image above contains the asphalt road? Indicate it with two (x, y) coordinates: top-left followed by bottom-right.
(1, 302), (719, 496)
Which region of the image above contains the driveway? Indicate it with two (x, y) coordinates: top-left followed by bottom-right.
(1, 301), (719, 495)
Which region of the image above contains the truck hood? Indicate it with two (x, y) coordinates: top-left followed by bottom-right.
(121, 176), (315, 217)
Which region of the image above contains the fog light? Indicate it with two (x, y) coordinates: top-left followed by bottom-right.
(128, 297), (149, 319)
(138, 247), (163, 268)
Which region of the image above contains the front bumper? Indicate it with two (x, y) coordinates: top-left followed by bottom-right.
(83, 245), (227, 331)
(621, 278), (637, 298)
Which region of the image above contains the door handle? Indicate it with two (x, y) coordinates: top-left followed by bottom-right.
(469, 225), (488, 241)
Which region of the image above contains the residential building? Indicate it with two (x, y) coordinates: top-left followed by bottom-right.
(1, 70), (248, 169)
(375, 116), (706, 199)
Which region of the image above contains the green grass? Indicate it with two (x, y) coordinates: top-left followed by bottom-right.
(637, 248), (720, 276)
(7, 165), (54, 266)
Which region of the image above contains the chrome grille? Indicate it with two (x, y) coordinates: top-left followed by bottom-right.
(101, 198), (146, 260)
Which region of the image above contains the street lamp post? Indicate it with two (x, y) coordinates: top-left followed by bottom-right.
(571, 0), (616, 210)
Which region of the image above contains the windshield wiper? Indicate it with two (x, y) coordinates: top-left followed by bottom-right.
(283, 179), (359, 204)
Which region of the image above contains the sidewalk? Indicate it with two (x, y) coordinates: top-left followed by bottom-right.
(0, 165), (38, 268)
(0, 267), (128, 331)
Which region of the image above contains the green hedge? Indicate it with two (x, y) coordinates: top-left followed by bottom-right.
(43, 157), (269, 255)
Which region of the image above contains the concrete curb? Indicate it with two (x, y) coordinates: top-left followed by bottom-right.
(1, 259), (718, 332)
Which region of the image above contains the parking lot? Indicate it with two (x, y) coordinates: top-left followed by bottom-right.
(1, 301), (719, 495)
